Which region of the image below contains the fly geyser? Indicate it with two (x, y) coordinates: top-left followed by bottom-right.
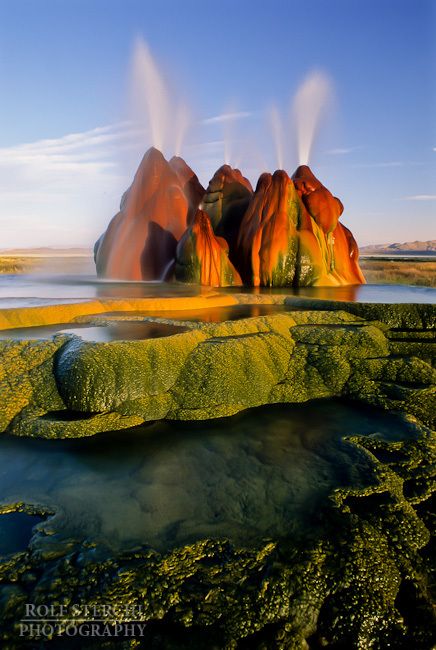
(95, 148), (365, 287)
(94, 147), (204, 281)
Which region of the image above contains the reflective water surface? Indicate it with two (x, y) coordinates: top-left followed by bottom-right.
(0, 275), (434, 310)
(60, 322), (188, 342)
(0, 400), (418, 553)
(0, 512), (45, 555)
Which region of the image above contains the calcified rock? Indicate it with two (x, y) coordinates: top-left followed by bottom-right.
(236, 166), (365, 287)
(95, 147), (363, 287)
(201, 165), (253, 267)
(292, 165), (342, 234)
(175, 209), (242, 287)
(292, 165), (365, 285)
(94, 148), (204, 280)
(169, 155), (205, 224)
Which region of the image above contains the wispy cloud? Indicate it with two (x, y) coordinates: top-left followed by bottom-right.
(403, 194), (436, 201)
(0, 123), (146, 174)
(351, 161), (425, 169)
(325, 146), (362, 155)
(202, 111), (252, 125)
(0, 123), (147, 247)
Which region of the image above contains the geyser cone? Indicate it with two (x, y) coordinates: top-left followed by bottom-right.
(292, 165), (365, 284)
(202, 164), (253, 267)
(292, 165), (341, 234)
(169, 156), (205, 223)
(237, 170), (304, 286)
(175, 209), (242, 287)
(95, 147), (204, 280)
(237, 166), (365, 287)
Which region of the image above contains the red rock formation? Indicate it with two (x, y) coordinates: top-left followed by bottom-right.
(95, 148), (364, 287)
(175, 210), (242, 287)
(201, 165), (253, 267)
(236, 166), (365, 287)
(95, 148), (204, 280)
(169, 156), (205, 224)
(292, 165), (342, 234)
(236, 170), (302, 286)
(330, 222), (366, 285)
(292, 165), (365, 285)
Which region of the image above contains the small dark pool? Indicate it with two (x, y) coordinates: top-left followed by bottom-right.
(0, 512), (44, 555)
(60, 321), (188, 342)
(0, 322), (92, 341)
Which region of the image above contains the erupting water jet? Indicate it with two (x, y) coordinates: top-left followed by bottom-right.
(292, 70), (334, 166)
(269, 105), (284, 170)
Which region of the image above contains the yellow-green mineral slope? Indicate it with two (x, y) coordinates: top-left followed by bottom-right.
(0, 293), (434, 648)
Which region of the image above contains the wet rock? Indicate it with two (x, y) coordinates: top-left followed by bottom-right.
(0, 338), (65, 433)
(94, 148), (204, 281)
(0, 429), (433, 648)
(237, 167), (365, 287)
(1, 306), (434, 435)
(175, 210), (242, 287)
(201, 164), (253, 266)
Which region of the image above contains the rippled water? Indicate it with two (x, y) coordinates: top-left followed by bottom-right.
(0, 400), (418, 554)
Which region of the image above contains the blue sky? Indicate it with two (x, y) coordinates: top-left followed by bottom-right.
(0, 0), (434, 248)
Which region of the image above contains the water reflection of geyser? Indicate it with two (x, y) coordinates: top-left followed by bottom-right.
(95, 39), (364, 288)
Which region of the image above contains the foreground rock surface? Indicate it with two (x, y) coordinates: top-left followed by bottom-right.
(0, 426), (434, 648)
(0, 302), (434, 436)
(0, 299), (434, 647)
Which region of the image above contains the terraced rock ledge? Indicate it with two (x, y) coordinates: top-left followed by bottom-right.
(0, 295), (434, 648)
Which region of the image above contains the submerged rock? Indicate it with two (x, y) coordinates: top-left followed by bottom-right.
(0, 426), (434, 648)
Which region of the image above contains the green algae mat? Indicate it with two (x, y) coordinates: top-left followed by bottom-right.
(0, 298), (434, 648)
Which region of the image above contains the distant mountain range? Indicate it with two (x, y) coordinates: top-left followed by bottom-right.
(360, 240), (436, 254)
(1, 241), (435, 257)
(0, 247), (92, 257)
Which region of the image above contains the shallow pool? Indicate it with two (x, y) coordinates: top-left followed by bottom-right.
(0, 400), (419, 554)
(0, 274), (434, 309)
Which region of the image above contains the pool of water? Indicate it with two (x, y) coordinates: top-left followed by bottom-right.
(295, 284), (435, 303)
(0, 321), (188, 342)
(0, 512), (44, 555)
(0, 400), (418, 553)
(222, 283), (436, 304)
(0, 275), (206, 308)
(60, 322), (188, 342)
(0, 275), (434, 309)
(97, 304), (287, 323)
(0, 322), (93, 340)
